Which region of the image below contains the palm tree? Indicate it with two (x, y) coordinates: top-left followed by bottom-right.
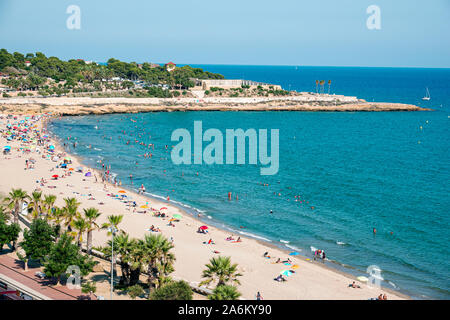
(3, 188), (30, 250)
(208, 285), (241, 300)
(101, 214), (124, 235)
(141, 234), (175, 289)
(315, 80), (319, 94)
(83, 208), (101, 255)
(71, 215), (88, 248)
(63, 197), (80, 231)
(4, 188), (30, 225)
(42, 194), (57, 220)
(200, 256), (242, 288)
(28, 191), (43, 219)
(49, 206), (65, 234)
(328, 80), (332, 95)
(102, 233), (140, 285)
(320, 80), (325, 94)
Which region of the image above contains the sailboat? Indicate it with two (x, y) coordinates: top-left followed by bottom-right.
(422, 87), (431, 101)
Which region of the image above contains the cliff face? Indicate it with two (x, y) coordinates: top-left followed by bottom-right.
(0, 96), (430, 115)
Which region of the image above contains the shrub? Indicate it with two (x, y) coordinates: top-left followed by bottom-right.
(149, 280), (193, 300)
(128, 284), (145, 299)
(208, 285), (241, 300)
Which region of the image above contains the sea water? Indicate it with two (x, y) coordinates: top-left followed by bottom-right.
(48, 66), (450, 299)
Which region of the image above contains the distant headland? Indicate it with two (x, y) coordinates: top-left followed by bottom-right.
(0, 49), (429, 114)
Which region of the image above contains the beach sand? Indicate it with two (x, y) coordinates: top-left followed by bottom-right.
(0, 113), (408, 300)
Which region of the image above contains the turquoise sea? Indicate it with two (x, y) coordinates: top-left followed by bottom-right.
(48, 66), (450, 299)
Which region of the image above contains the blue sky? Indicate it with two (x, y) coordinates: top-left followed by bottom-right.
(0, 0), (449, 67)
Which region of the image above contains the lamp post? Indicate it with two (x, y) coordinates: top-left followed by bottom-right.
(108, 227), (117, 300)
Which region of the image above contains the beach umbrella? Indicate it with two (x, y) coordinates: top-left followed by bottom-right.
(118, 190), (126, 193)
(357, 276), (369, 283)
(64, 157), (71, 161)
(291, 265), (299, 270)
(160, 207), (168, 210)
(173, 214), (182, 219)
(68, 168), (74, 171)
(169, 218), (177, 222)
(49, 145), (55, 149)
(288, 251), (299, 256)
(4, 145), (11, 150)
(85, 172), (92, 177)
(199, 226), (208, 230)
(140, 205), (149, 209)
(280, 270), (293, 277)
(52, 174), (59, 178)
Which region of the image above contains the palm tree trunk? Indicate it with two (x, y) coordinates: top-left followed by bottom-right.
(87, 230), (93, 255)
(12, 202), (20, 251)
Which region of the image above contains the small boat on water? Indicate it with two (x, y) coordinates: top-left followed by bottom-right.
(422, 87), (431, 101)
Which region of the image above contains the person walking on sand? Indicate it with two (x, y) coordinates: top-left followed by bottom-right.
(256, 292), (263, 300)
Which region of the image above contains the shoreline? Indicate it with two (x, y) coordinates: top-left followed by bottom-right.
(0, 96), (431, 115)
(1, 112), (411, 300)
(47, 115), (412, 300)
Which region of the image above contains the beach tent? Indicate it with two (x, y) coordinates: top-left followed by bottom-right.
(4, 145), (11, 150)
(280, 270), (293, 277)
(288, 251), (299, 256)
(85, 172), (92, 177)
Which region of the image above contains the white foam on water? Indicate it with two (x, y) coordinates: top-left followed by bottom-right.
(336, 241), (346, 245)
(286, 244), (302, 251)
(388, 281), (398, 289)
(280, 239), (290, 244)
(238, 231), (272, 242)
(94, 148), (102, 151)
(310, 246), (318, 252)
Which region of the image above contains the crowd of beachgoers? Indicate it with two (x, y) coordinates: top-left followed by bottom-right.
(0, 112), (405, 300)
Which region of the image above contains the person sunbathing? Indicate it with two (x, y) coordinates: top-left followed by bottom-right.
(349, 281), (361, 288)
(275, 258), (281, 263)
(263, 252), (271, 258)
(226, 236), (234, 241)
(274, 275), (287, 282)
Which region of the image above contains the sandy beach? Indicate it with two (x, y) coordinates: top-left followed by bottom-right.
(0, 112), (409, 300)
